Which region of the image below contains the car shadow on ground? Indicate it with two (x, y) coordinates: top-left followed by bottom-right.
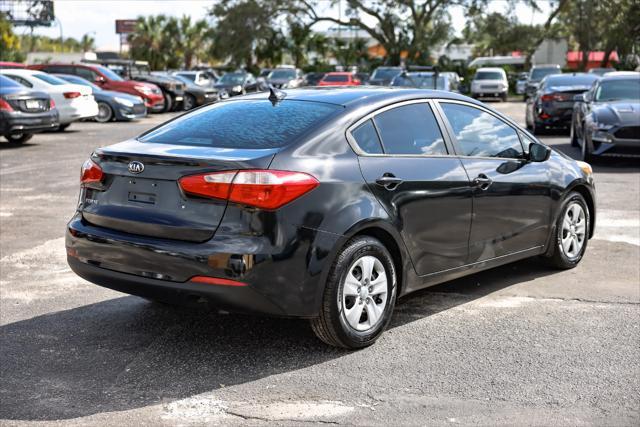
(0, 141), (41, 150)
(1, 257), (560, 421)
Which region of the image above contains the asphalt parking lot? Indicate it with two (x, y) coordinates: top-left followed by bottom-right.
(1, 101), (639, 426)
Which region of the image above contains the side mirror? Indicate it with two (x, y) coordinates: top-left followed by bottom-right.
(94, 76), (106, 84)
(573, 93), (585, 102)
(528, 142), (551, 162)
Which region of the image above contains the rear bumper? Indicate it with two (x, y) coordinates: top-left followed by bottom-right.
(65, 213), (341, 317)
(0, 111), (59, 134)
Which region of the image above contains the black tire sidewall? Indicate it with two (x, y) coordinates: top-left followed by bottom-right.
(329, 238), (397, 348)
(554, 192), (590, 267)
(5, 133), (32, 144)
(96, 102), (113, 123)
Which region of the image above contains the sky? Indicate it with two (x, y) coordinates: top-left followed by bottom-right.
(18, 0), (554, 52)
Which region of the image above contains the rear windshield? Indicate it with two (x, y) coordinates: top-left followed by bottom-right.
(530, 68), (560, 81)
(545, 74), (598, 87)
(34, 73), (67, 85)
(371, 68), (402, 80)
(0, 74), (21, 87)
(139, 100), (341, 148)
(323, 74), (349, 82)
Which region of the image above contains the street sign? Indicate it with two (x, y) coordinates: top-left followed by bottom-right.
(115, 19), (137, 34)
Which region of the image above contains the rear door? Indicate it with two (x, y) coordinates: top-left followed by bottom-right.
(436, 100), (552, 262)
(351, 100), (473, 275)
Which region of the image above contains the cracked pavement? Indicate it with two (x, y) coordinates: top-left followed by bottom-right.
(1, 102), (639, 425)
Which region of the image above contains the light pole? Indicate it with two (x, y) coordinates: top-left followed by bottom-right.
(55, 17), (63, 52)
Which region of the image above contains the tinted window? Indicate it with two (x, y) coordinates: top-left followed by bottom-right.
(351, 120), (383, 154)
(530, 68), (560, 81)
(371, 67), (402, 80)
(139, 100), (340, 149)
(76, 67), (97, 81)
(219, 73), (246, 84)
(475, 71), (504, 80)
(4, 75), (32, 88)
(0, 74), (21, 87)
(440, 103), (523, 159)
(34, 73), (67, 85)
(323, 74), (349, 83)
(374, 103), (447, 155)
(43, 65), (73, 74)
(545, 74), (599, 87)
(595, 79), (640, 102)
(94, 65), (124, 81)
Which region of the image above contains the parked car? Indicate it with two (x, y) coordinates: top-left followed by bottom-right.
(368, 66), (403, 86)
(87, 60), (185, 112)
(588, 67), (616, 76)
(525, 73), (600, 134)
(0, 74), (58, 143)
(516, 72), (528, 95)
(66, 88), (595, 349)
(318, 72), (361, 86)
(174, 70), (215, 88)
(439, 71), (461, 91)
(0, 61), (26, 69)
(1, 69), (98, 131)
(267, 67), (304, 89)
(302, 72), (326, 86)
(525, 64), (562, 100)
(54, 74), (146, 123)
(471, 67), (509, 101)
(355, 72), (370, 85)
(214, 71), (264, 96)
(570, 71), (640, 161)
(30, 63), (165, 112)
(169, 74), (228, 109)
(390, 71), (456, 91)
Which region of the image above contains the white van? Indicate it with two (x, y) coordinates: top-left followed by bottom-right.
(471, 67), (508, 101)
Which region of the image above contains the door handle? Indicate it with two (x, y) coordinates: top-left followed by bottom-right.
(472, 174), (493, 190)
(375, 174), (403, 189)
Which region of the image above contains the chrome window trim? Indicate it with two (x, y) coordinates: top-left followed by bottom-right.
(345, 98), (453, 158)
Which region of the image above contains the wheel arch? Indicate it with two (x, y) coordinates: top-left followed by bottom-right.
(568, 183), (596, 238)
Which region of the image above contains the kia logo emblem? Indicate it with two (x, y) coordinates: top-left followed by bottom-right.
(128, 161), (144, 174)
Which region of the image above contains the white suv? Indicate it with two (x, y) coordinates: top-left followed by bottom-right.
(471, 67), (508, 101)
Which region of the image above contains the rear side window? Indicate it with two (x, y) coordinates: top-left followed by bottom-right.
(351, 120), (383, 154)
(76, 67), (98, 81)
(440, 103), (523, 159)
(373, 103), (447, 155)
(4, 75), (32, 88)
(34, 73), (67, 85)
(139, 100), (340, 149)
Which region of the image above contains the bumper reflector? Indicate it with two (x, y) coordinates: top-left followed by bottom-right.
(190, 276), (248, 287)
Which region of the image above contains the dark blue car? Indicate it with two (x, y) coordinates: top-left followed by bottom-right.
(54, 74), (147, 123)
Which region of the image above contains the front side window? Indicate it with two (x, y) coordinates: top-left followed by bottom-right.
(351, 120), (383, 154)
(440, 103), (523, 159)
(94, 66), (124, 81)
(373, 103), (447, 156)
(76, 67), (98, 82)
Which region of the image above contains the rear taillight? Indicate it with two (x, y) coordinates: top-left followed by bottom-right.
(0, 98), (13, 112)
(64, 92), (81, 99)
(49, 98), (55, 109)
(179, 169), (319, 210)
(541, 93), (570, 102)
(80, 159), (103, 185)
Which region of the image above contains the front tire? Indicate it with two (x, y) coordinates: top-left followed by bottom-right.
(183, 94), (196, 110)
(570, 120), (579, 147)
(4, 133), (33, 144)
(311, 236), (397, 349)
(57, 124), (70, 132)
(545, 192), (590, 269)
(95, 102), (114, 123)
(162, 92), (173, 113)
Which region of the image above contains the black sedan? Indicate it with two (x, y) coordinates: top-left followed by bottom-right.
(66, 88), (596, 349)
(54, 74), (146, 123)
(214, 71), (265, 96)
(169, 74), (228, 110)
(0, 74), (58, 143)
(571, 72), (640, 161)
(526, 73), (600, 134)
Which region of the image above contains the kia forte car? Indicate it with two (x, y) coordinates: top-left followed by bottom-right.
(66, 88), (596, 349)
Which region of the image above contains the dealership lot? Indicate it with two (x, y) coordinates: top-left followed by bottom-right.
(1, 102), (638, 425)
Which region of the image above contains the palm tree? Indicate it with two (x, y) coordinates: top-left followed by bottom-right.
(80, 33), (95, 52)
(177, 16), (210, 69)
(128, 15), (169, 70)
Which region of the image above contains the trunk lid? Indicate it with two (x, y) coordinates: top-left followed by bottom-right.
(80, 139), (278, 242)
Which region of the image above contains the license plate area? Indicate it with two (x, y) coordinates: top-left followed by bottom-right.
(128, 191), (156, 204)
(26, 100), (40, 109)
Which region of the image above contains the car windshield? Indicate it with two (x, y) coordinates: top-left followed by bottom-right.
(475, 71), (503, 80)
(139, 100), (341, 149)
(595, 79), (640, 102)
(323, 74), (349, 82)
(95, 65), (124, 81)
(219, 73), (246, 84)
(269, 69), (296, 80)
(59, 75), (102, 91)
(371, 68), (402, 80)
(392, 75), (446, 89)
(530, 68), (559, 81)
(34, 73), (68, 85)
(0, 74), (21, 87)
(545, 74), (599, 87)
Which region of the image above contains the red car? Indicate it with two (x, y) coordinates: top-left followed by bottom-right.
(318, 72), (361, 86)
(29, 63), (164, 112)
(0, 62), (26, 69)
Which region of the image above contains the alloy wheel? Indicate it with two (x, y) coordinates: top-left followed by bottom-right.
(341, 255), (388, 331)
(561, 202), (587, 259)
(96, 102), (113, 123)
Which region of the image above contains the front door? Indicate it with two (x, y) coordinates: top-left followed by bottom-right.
(437, 101), (552, 262)
(350, 101), (473, 275)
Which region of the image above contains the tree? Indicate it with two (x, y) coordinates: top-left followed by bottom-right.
(0, 14), (25, 62)
(176, 16), (210, 69)
(80, 33), (95, 52)
(463, 12), (543, 57)
(128, 15), (182, 70)
(299, 0), (483, 66)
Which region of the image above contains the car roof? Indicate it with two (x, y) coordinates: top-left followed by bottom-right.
(0, 68), (44, 76)
(600, 71), (640, 80)
(532, 64), (561, 69)
(476, 67), (505, 72)
(239, 87), (474, 108)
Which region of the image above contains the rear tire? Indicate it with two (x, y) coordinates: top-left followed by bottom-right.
(545, 192), (590, 269)
(501, 93), (508, 102)
(570, 121), (579, 147)
(311, 236), (397, 349)
(183, 94), (196, 110)
(162, 92), (173, 113)
(57, 124), (70, 132)
(4, 133), (33, 144)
